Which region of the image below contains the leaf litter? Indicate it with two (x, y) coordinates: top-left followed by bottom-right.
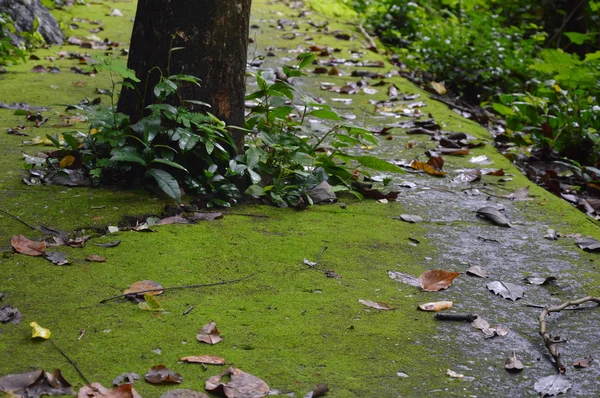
(358, 299), (393, 310)
(145, 365), (182, 385)
(0, 369), (74, 397)
(205, 366), (269, 398)
(534, 375), (572, 397)
(388, 270), (460, 291)
(486, 281), (525, 301)
(197, 321), (223, 345)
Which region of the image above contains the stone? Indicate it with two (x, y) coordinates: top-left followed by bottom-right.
(0, 0), (63, 44)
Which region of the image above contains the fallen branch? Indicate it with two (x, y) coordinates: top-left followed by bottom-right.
(99, 272), (258, 304)
(349, 22), (378, 53)
(539, 296), (600, 374)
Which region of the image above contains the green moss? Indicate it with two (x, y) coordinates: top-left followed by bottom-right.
(304, 0), (358, 19)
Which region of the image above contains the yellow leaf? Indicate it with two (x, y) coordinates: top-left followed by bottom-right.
(30, 322), (51, 339)
(138, 293), (164, 311)
(553, 83), (562, 93)
(431, 81), (447, 95)
(59, 155), (75, 168)
(90, 128), (99, 135)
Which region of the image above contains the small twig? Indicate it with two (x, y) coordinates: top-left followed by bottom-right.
(77, 329), (86, 341)
(49, 339), (90, 384)
(0, 208), (37, 230)
(539, 296), (600, 374)
(99, 272), (258, 304)
(351, 23), (378, 53)
(434, 313), (477, 322)
(316, 246), (328, 263)
(183, 305), (195, 315)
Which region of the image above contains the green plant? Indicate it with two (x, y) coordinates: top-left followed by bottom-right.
(243, 53), (404, 207)
(0, 13), (26, 65)
(47, 56), (245, 206)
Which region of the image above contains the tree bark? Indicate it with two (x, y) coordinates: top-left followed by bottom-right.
(117, 0), (252, 153)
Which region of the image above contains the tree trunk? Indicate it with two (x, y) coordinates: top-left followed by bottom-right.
(117, 0), (252, 153)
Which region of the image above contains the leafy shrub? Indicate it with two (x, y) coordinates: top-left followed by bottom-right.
(48, 57), (247, 206)
(44, 54), (403, 207)
(243, 53), (404, 207)
(0, 13), (26, 65)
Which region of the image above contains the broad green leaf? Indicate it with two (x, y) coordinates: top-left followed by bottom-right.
(308, 109), (341, 121)
(298, 52), (316, 69)
(270, 105), (294, 120)
(584, 51), (600, 63)
(146, 103), (178, 115)
(110, 148), (147, 166)
(248, 169), (262, 184)
(147, 168), (181, 202)
(356, 156), (405, 173)
(564, 32), (589, 45)
(151, 158), (188, 172)
(492, 102), (515, 117)
(184, 100), (211, 107)
(245, 146), (262, 168)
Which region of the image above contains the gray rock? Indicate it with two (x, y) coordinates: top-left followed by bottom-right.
(0, 0), (63, 44)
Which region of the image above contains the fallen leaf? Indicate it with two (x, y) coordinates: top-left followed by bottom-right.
(0, 306), (22, 324)
(466, 265), (488, 278)
(205, 366), (269, 398)
(112, 372), (141, 386)
(431, 81), (446, 95)
(418, 301), (453, 312)
(418, 270), (461, 292)
(484, 169), (505, 176)
(304, 383), (329, 398)
(180, 355), (227, 365)
(86, 255), (107, 263)
(59, 155), (75, 168)
(410, 160), (446, 177)
(123, 280), (164, 298)
(471, 317), (509, 337)
(0, 369), (74, 397)
(138, 293), (164, 312)
(388, 270), (420, 287)
(544, 229), (558, 240)
(398, 214), (423, 223)
(470, 155), (492, 165)
(44, 251), (70, 266)
(157, 215), (191, 225)
(524, 276), (556, 285)
(573, 356), (593, 368)
(503, 186), (530, 200)
(11, 235), (46, 256)
(576, 236), (600, 252)
(78, 382), (142, 397)
(197, 321), (223, 345)
(359, 299), (393, 310)
(476, 206), (511, 227)
(95, 240), (121, 248)
(446, 369), (463, 379)
(30, 322), (51, 339)
(486, 281), (525, 301)
(187, 212), (223, 222)
(452, 169), (481, 183)
(145, 365), (182, 385)
(505, 351), (524, 373)
(534, 375), (572, 397)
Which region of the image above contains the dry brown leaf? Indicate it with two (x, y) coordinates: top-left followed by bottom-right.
(418, 301), (453, 312)
(0, 369), (74, 397)
(573, 356), (593, 368)
(59, 155), (75, 168)
(484, 169), (505, 176)
(197, 321), (223, 345)
(418, 270), (460, 292)
(205, 366), (269, 398)
(11, 235), (46, 256)
(122, 280), (163, 296)
(144, 365), (182, 385)
(358, 299), (393, 310)
(505, 352), (524, 373)
(77, 382), (142, 397)
(410, 160), (446, 177)
(180, 355), (227, 365)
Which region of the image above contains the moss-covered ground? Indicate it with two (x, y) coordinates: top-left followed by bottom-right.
(1, 0), (600, 396)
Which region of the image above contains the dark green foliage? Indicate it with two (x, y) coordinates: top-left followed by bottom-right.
(0, 14), (25, 65)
